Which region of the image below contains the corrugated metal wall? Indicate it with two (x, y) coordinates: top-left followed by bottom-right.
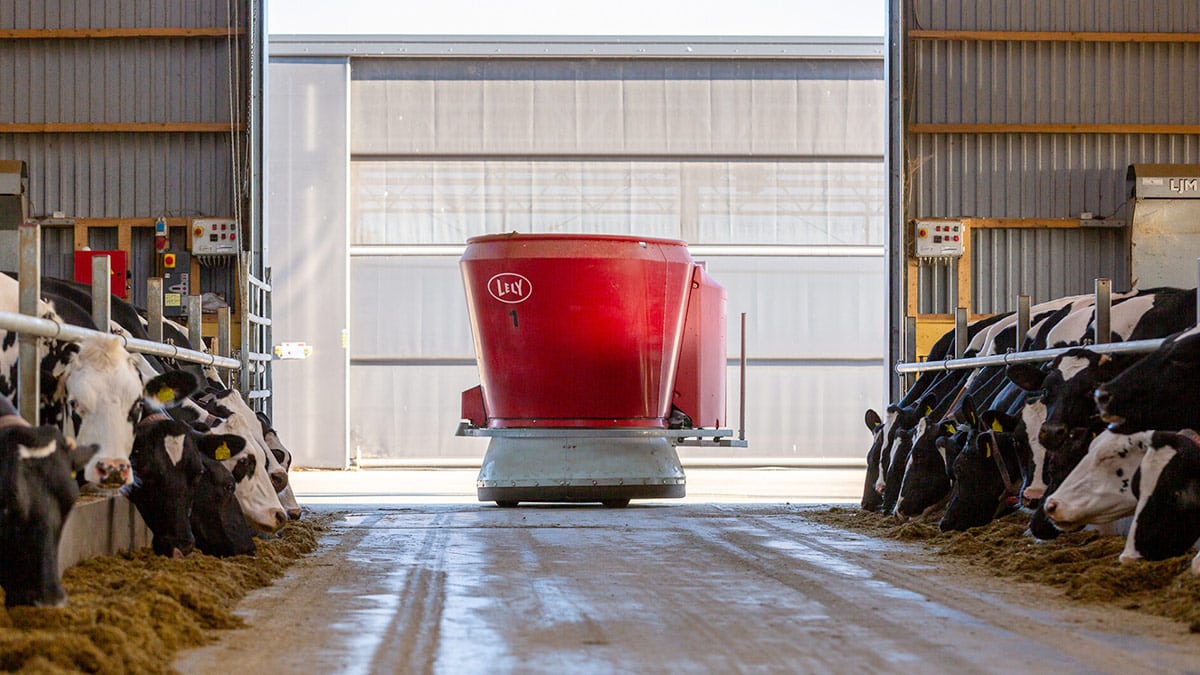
(0, 3), (248, 220)
(907, 1), (1200, 314)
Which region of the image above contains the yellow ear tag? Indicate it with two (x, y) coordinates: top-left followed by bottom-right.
(925, 406), (933, 416)
(991, 420), (1004, 433)
(156, 388), (176, 404)
(944, 424), (956, 435)
(215, 443), (231, 461)
(986, 444), (992, 458)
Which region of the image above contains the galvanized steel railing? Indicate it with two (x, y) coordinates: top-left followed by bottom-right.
(238, 251), (273, 412)
(896, 263), (1200, 377)
(9, 221), (240, 422)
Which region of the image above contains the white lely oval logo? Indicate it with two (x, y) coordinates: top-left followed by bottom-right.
(487, 273), (533, 304)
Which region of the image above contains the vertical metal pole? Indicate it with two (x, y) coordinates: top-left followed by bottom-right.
(239, 252), (250, 395)
(187, 295), (203, 350)
(884, 0), (906, 403)
(90, 255), (111, 332)
(738, 312), (746, 443)
(1196, 258), (1199, 326)
(146, 278), (164, 343)
(1017, 295), (1031, 351)
(18, 222), (40, 422)
(264, 267), (273, 418)
(954, 307), (968, 358)
(1094, 278), (1112, 344)
(902, 315), (917, 394)
(217, 306), (232, 387)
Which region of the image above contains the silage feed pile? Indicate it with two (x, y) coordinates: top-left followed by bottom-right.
(0, 512), (337, 674)
(806, 507), (1200, 632)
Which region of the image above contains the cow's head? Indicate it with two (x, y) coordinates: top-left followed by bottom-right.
(1043, 430), (1151, 532)
(126, 417), (205, 557)
(258, 412), (301, 521)
(0, 420), (98, 607)
(58, 335), (146, 488)
(895, 418), (964, 521)
(196, 413), (287, 533)
(940, 427), (1023, 532)
(192, 437), (258, 557)
(860, 408), (886, 512)
(1096, 327), (1200, 434)
(1119, 430), (1200, 566)
(1010, 349), (1115, 452)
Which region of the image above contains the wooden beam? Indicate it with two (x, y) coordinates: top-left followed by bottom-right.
(905, 256), (919, 318)
(909, 30), (1200, 43)
(70, 217), (193, 228)
(73, 223), (88, 251)
(957, 222), (972, 313)
(0, 122), (244, 134)
(0, 27), (245, 39)
(962, 217), (1086, 229)
(909, 123), (1200, 135)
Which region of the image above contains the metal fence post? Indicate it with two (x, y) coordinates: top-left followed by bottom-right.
(217, 306), (232, 388)
(146, 278), (163, 344)
(954, 307), (968, 358)
(90, 255), (111, 332)
(1017, 295), (1030, 351)
(18, 222), (40, 422)
(187, 295), (203, 351)
(1094, 278), (1111, 344)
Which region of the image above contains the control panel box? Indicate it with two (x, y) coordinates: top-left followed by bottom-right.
(191, 218), (239, 256)
(913, 220), (964, 259)
(161, 250), (191, 317)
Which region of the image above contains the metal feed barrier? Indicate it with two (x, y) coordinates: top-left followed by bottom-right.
(7, 221), (240, 422)
(896, 259), (1200, 378)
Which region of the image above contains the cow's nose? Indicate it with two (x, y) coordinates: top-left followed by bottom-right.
(286, 508), (302, 521)
(1044, 498), (1058, 516)
(1094, 387), (1111, 409)
(1039, 423), (1067, 450)
(274, 510), (288, 530)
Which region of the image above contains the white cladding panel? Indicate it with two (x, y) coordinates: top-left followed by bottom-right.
(350, 59), (884, 157)
(351, 160), (884, 246)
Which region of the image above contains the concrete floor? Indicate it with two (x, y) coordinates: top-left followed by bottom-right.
(173, 469), (1200, 674)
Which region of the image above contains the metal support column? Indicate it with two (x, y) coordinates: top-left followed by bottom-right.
(1094, 278), (1111, 344)
(146, 278), (164, 344)
(1017, 295), (1030, 350)
(90, 255), (111, 332)
(17, 222), (40, 422)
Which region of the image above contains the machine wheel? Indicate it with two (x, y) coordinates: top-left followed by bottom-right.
(495, 500), (520, 508)
(601, 499), (631, 509)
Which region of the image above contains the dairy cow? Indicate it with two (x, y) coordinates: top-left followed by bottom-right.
(0, 396), (98, 607)
(1041, 430), (1152, 532)
(258, 412), (302, 520)
(1096, 325), (1200, 434)
(1119, 430), (1200, 575)
(0, 275), (149, 489)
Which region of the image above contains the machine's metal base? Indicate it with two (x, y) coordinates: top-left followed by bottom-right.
(476, 435), (686, 506)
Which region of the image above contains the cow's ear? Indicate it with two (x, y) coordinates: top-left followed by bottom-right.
(961, 395), (978, 426)
(920, 394), (937, 417)
(67, 439), (101, 473)
(1007, 364), (1046, 391)
(864, 409), (882, 431)
(196, 434), (248, 461)
(145, 371), (200, 408)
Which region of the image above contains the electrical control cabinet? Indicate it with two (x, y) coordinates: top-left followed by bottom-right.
(191, 218), (239, 256)
(913, 220), (964, 260)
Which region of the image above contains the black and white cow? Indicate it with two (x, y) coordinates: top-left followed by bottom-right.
(1119, 430), (1200, 576)
(1095, 324), (1200, 435)
(258, 412), (302, 521)
(1042, 430), (1152, 532)
(0, 395), (98, 607)
(1, 275), (147, 490)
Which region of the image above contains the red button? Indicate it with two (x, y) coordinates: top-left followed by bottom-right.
(230, 233), (236, 240)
